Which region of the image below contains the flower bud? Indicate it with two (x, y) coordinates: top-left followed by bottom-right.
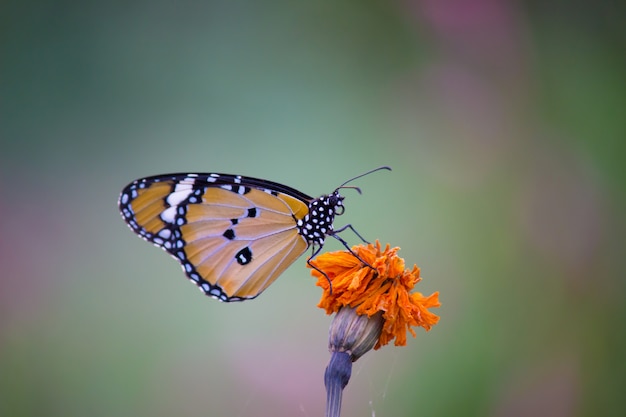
(328, 306), (384, 361)
(324, 307), (384, 417)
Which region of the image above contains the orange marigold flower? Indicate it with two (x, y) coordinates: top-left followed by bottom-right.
(309, 241), (440, 349)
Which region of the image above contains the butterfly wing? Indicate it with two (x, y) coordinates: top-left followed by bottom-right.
(119, 173), (313, 301)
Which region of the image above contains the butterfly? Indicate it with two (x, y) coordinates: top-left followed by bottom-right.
(118, 167), (390, 302)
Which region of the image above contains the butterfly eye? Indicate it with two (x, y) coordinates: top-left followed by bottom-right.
(328, 192), (345, 216)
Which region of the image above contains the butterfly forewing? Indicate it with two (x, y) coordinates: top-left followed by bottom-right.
(119, 173), (313, 301)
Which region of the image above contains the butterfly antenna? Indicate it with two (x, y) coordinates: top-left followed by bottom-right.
(337, 166), (391, 189)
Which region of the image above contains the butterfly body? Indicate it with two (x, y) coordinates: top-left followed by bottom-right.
(119, 172), (346, 302)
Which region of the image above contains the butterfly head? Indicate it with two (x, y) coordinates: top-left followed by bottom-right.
(329, 190), (346, 216)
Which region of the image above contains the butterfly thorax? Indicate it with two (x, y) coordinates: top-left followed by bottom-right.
(297, 191), (345, 245)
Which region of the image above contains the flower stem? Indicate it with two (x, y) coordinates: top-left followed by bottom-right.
(324, 351), (352, 417)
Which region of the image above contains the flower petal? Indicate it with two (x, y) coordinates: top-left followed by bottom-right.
(309, 241), (440, 348)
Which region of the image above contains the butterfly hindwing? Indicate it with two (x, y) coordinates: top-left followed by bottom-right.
(119, 173), (313, 301)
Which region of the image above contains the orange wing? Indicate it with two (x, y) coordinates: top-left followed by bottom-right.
(119, 174), (311, 301)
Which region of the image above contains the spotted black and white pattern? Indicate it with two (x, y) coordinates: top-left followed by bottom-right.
(297, 191), (344, 246)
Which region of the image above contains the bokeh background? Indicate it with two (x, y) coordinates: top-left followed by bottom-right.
(2, 1), (624, 416)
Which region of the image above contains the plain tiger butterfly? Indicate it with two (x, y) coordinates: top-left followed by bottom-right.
(118, 166), (390, 302)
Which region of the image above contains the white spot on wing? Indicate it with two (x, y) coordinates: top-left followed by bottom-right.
(161, 206), (177, 223)
(167, 183), (193, 206)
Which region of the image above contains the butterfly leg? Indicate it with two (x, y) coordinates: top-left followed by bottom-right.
(307, 243), (334, 294)
(330, 231), (376, 271)
(333, 223), (370, 244)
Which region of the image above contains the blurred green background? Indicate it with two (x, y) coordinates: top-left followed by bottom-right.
(2, 1), (624, 416)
